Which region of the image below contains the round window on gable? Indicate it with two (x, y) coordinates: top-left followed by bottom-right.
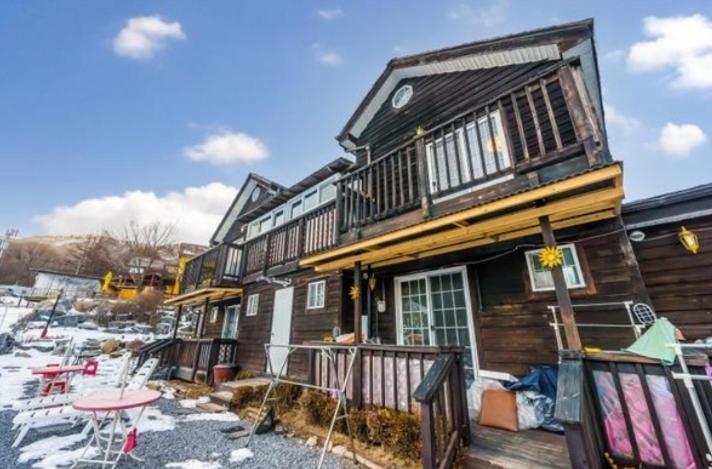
(392, 84), (413, 109)
(251, 187), (261, 202)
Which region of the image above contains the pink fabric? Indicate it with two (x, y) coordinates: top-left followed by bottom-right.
(593, 370), (633, 459)
(619, 373), (664, 465)
(646, 375), (697, 469)
(73, 389), (161, 412)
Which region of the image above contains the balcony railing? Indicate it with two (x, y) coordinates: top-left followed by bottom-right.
(337, 64), (601, 232)
(242, 201), (337, 277)
(180, 243), (242, 293)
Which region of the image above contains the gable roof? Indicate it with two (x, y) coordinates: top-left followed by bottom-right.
(209, 173), (285, 245)
(237, 157), (354, 223)
(337, 18), (594, 149)
(623, 182), (712, 229)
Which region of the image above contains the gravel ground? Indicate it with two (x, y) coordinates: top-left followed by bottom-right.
(1, 398), (358, 468)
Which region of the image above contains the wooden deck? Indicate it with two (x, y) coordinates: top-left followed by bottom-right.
(463, 423), (570, 469)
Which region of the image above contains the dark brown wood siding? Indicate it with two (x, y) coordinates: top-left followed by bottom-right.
(201, 306), (225, 339)
(631, 215), (712, 340)
(234, 270), (345, 379)
(355, 61), (560, 164)
(359, 218), (647, 377)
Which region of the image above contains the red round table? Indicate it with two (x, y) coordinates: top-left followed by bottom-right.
(71, 389), (161, 468)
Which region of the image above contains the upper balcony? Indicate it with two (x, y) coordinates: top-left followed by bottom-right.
(179, 242), (242, 294)
(334, 63), (606, 244)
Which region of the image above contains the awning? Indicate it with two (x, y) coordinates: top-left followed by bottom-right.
(300, 164), (623, 272)
(165, 287), (243, 306)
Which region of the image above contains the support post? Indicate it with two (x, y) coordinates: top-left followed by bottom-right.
(415, 137), (432, 218)
(539, 216), (582, 350)
(200, 298), (210, 338)
(352, 261), (363, 407)
(173, 305), (183, 339)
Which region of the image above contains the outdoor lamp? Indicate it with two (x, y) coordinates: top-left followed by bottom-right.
(679, 226), (699, 254)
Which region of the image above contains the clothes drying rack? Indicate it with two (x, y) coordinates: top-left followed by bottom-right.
(245, 343), (359, 469)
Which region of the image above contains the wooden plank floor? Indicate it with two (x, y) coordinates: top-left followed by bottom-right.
(463, 423), (571, 469)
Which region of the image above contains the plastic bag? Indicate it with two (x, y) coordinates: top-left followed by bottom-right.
(468, 378), (505, 420)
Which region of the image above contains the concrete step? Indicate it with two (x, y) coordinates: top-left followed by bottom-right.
(196, 401), (227, 413)
(215, 377), (270, 394)
(209, 390), (233, 407)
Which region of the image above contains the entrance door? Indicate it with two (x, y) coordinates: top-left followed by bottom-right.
(267, 287), (294, 376)
(395, 267), (478, 379)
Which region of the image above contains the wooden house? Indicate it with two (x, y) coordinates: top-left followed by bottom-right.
(153, 19), (712, 469)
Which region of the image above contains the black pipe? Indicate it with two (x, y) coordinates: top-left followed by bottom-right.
(40, 289), (63, 339)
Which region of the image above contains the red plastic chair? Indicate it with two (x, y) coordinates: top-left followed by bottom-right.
(82, 360), (99, 376)
(41, 380), (67, 396)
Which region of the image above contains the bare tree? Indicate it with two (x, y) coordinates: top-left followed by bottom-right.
(113, 221), (175, 288)
(68, 234), (116, 277)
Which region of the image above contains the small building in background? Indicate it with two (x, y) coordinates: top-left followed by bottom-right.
(30, 269), (102, 300)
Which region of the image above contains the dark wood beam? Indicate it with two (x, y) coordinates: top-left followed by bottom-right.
(539, 215), (582, 350)
(173, 305), (183, 339)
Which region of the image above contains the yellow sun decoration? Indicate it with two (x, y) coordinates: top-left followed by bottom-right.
(539, 246), (564, 269)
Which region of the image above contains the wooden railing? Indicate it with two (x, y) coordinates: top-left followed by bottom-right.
(558, 351), (712, 469)
(413, 352), (471, 469)
(243, 201), (337, 276)
(140, 337), (238, 385)
(307, 343), (460, 412)
(337, 64), (601, 231)
(180, 243), (241, 293)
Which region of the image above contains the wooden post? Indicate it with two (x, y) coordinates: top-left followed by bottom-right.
(558, 66), (599, 166)
(200, 298), (210, 338)
(352, 261), (363, 407)
(415, 137), (432, 218)
(539, 216), (582, 350)
(615, 217), (653, 306)
(173, 305), (183, 339)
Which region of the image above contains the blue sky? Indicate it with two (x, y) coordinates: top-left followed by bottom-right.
(2, 1), (711, 243)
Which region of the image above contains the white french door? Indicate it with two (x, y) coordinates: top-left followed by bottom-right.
(267, 287), (294, 376)
(395, 267), (479, 378)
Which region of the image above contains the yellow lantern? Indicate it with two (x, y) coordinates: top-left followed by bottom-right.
(538, 246), (564, 269)
(679, 226), (700, 254)
(415, 126), (426, 137)
(368, 275), (377, 291)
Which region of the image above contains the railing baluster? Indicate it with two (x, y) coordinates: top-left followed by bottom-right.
(636, 364), (673, 468)
(440, 128), (451, 192)
(450, 122), (462, 187)
(540, 78), (563, 150)
(525, 84), (546, 157)
(406, 148), (414, 204)
(485, 105), (501, 173)
(473, 111), (488, 176)
(510, 92), (529, 162)
(397, 150), (405, 207)
(430, 135), (440, 195)
(390, 155), (397, 211)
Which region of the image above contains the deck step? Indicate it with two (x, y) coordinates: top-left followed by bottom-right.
(209, 390), (234, 407)
(215, 377), (270, 394)
(463, 423), (570, 469)
(196, 401), (228, 413)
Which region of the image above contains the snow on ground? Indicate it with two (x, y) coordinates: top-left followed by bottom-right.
(182, 412), (239, 422)
(165, 460), (223, 469)
(0, 303), (33, 333)
(230, 448), (254, 464)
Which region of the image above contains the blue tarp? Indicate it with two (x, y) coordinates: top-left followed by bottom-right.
(504, 366), (558, 401)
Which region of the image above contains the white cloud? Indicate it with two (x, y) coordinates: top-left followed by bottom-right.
(449, 0), (509, 28)
(113, 15), (186, 61)
(604, 103), (642, 135)
(628, 14), (712, 88)
(35, 183), (238, 244)
(658, 123), (706, 158)
(312, 43), (342, 66)
(184, 131), (268, 166)
(316, 8), (342, 20)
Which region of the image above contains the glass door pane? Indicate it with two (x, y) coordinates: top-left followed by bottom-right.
(400, 278), (430, 345)
(429, 272), (473, 372)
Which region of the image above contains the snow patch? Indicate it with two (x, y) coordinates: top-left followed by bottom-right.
(229, 448), (254, 464)
(165, 460), (222, 469)
(31, 447), (100, 469)
(182, 412), (239, 422)
(18, 433), (87, 464)
(179, 399), (197, 409)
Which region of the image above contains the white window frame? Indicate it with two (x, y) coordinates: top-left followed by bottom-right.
(525, 243), (586, 292)
(394, 266), (480, 377)
(246, 293), (259, 317)
(209, 306), (219, 323)
(244, 174), (340, 241)
(222, 304), (240, 338)
(306, 280), (326, 309)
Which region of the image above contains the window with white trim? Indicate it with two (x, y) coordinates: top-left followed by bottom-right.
(306, 280), (326, 309)
(525, 244), (585, 292)
(246, 294), (260, 316)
